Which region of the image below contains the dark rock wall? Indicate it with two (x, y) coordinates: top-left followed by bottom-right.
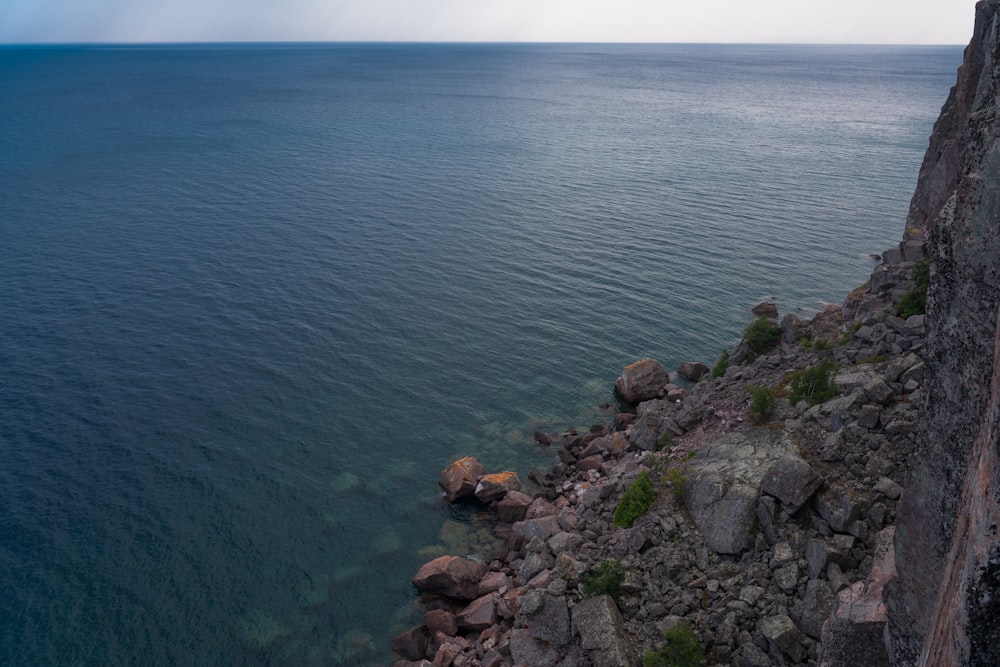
(886, 1), (1000, 665)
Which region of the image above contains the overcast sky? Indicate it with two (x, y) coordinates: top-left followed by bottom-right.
(0, 0), (982, 44)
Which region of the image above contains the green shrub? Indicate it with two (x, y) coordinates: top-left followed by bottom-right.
(742, 317), (781, 356)
(788, 359), (839, 405)
(613, 471), (657, 528)
(657, 431), (675, 452)
(747, 386), (776, 423)
(663, 467), (688, 503)
(711, 349), (729, 378)
(582, 559), (624, 599)
(897, 257), (930, 318)
(642, 622), (704, 667)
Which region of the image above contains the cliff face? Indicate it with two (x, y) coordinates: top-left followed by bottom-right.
(886, 1), (1000, 664)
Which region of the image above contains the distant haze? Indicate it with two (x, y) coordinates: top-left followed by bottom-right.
(0, 0), (980, 44)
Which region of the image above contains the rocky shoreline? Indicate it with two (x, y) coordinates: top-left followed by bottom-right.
(391, 239), (927, 667)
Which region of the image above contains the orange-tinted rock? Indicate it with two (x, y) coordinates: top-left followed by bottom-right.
(412, 555), (488, 601)
(438, 457), (486, 503)
(615, 358), (670, 404)
(474, 471), (521, 503)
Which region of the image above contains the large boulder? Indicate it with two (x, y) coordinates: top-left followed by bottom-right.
(515, 591), (570, 646)
(760, 455), (822, 514)
(411, 555), (487, 601)
(474, 471), (521, 503)
(438, 456), (486, 503)
(615, 358), (670, 404)
(683, 430), (798, 554)
(571, 594), (637, 667)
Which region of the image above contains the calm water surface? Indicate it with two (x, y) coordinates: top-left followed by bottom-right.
(0, 43), (961, 665)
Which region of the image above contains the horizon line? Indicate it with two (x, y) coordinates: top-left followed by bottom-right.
(0, 39), (967, 48)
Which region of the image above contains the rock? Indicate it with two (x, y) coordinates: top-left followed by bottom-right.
(773, 562), (800, 593)
(874, 477), (903, 500)
(439, 457), (486, 503)
(571, 595), (637, 667)
(751, 301), (779, 318)
(677, 361), (710, 382)
(684, 430), (797, 554)
(820, 528), (896, 666)
(412, 556), (487, 601)
(615, 358), (670, 404)
(392, 626), (430, 662)
(474, 471), (521, 503)
(516, 591), (570, 646)
(456, 593), (497, 631)
(760, 455), (822, 514)
(806, 538), (832, 580)
(685, 476), (758, 555)
(862, 378), (895, 405)
(424, 609), (457, 637)
(508, 627), (560, 665)
(511, 516), (562, 546)
(794, 579), (835, 639)
(815, 488), (864, 532)
(497, 490), (533, 523)
(759, 613), (806, 663)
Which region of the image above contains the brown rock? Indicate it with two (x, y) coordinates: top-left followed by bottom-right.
(456, 594), (497, 631)
(751, 301), (779, 318)
(497, 491), (532, 523)
(424, 609), (457, 637)
(392, 625), (430, 662)
(577, 454), (604, 471)
(615, 358), (670, 404)
(477, 571), (511, 596)
(412, 556), (488, 601)
(677, 361), (710, 382)
(474, 471), (521, 503)
(524, 497), (558, 519)
(438, 456), (486, 503)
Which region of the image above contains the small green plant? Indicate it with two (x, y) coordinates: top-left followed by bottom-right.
(747, 385), (776, 423)
(742, 317), (781, 356)
(657, 431), (674, 452)
(613, 471), (657, 528)
(897, 257), (930, 318)
(813, 338), (833, 351)
(800, 336), (813, 349)
(642, 622), (704, 667)
(839, 322), (863, 346)
(582, 559), (624, 599)
(663, 467), (688, 503)
(711, 349), (729, 378)
(788, 359), (840, 405)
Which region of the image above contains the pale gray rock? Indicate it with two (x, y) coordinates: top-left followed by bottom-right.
(571, 595), (637, 667)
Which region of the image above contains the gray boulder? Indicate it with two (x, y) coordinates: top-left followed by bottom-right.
(571, 595), (637, 667)
(683, 430), (798, 554)
(760, 455), (823, 514)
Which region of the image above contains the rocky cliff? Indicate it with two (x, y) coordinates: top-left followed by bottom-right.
(886, 1), (1000, 665)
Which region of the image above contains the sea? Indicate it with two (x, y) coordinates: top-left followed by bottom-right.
(0, 42), (962, 665)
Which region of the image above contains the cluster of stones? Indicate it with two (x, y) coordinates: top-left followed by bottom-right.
(394, 250), (928, 667)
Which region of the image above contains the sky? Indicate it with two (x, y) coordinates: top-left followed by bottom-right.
(0, 0), (982, 44)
